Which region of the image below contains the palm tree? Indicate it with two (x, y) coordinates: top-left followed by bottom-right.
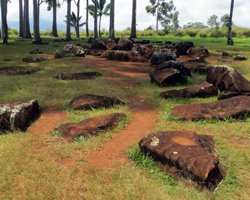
(86, 0), (89, 37)
(89, 0), (110, 38)
(73, 0), (80, 38)
(94, 0), (98, 38)
(33, 0), (41, 43)
(66, 0), (71, 41)
(46, 0), (60, 37)
(19, 0), (23, 37)
(130, 0), (136, 38)
(109, 0), (115, 39)
(227, 0), (234, 45)
(0, 0), (8, 44)
(23, 0), (32, 38)
(66, 11), (86, 37)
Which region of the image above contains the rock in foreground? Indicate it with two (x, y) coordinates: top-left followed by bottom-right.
(160, 81), (218, 99)
(57, 113), (125, 142)
(56, 72), (102, 80)
(0, 100), (40, 132)
(171, 96), (250, 120)
(139, 131), (224, 189)
(0, 66), (37, 75)
(70, 94), (125, 110)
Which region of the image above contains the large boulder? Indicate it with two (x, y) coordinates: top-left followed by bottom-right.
(0, 100), (40, 132)
(171, 96), (250, 120)
(0, 66), (37, 76)
(187, 46), (210, 59)
(91, 39), (107, 50)
(56, 113), (125, 142)
(111, 38), (134, 51)
(132, 44), (155, 59)
(156, 61), (191, 77)
(103, 50), (146, 62)
(206, 66), (250, 92)
(160, 81), (218, 99)
(218, 91), (250, 100)
(150, 50), (177, 65)
(56, 72), (102, 80)
(172, 41), (194, 56)
(69, 94), (125, 110)
(234, 55), (247, 61)
(184, 62), (212, 75)
(150, 68), (188, 87)
(139, 131), (224, 189)
(22, 56), (47, 63)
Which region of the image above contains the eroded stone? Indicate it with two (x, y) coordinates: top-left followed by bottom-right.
(56, 72), (102, 80)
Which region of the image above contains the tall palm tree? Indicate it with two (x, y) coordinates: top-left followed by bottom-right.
(130, 0), (136, 38)
(67, 11), (86, 37)
(0, 0), (8, 44)
(109, 0), (115, 39)
(86, 0), (89, 37)
(66, 0), (72, 41)
(46, 0), (60, 37)
(23, 0), (32, 38)
(73, 0), (80, 38)
(19, 0), (23, 37)
(33, 0), (41, 43)
(227, 0), (234, 45)
(94, 0), (98, 38)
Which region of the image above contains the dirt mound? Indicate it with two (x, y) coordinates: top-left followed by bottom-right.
(139, 131), (224, 189)
(56, 72), (102, 80)
(0, 66), (37, 75)
(171, 96), (250, 120)
(56, 113), (125, 142)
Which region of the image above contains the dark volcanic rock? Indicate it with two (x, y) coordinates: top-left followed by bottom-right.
(103, 50), (146, 62)
(150, 50), (177, 65)
(172, 41), (194, 55)
(206, 66), (250, 92)
(0, 100), (40, 132)
(218, 91), (250, 100)
(56, 113), (125, 142)
(150, 68), (188, 87)
(160, 81), (218, 98)
(156, 61), (191, 77)
(187, 46), (210, 59)
(69, 94), (125, 110)
(222, 51), (230, 57)
(56, 72), (102, 80)
(185, 62), (212, 75)
(22, 56), (47, 63)
(91, 40), (107, 50)
(0, 66), (37, 75)
(139, 131), (224, 189)
(171, 96), (250, 120)
(112, 38), (134, 51)
(234, 55), (247, 61)
(29, 49), (43, 54)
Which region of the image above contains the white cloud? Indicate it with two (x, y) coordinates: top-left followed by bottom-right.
(4, 0), (250, 30)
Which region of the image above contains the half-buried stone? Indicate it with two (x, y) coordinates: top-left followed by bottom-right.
(171, 96), (250, 120)
(0, 100), (40, 132)
(0, 66), (38, 75)
(56, 113), (125, 142)
(22, 56), (47, 63)
(150, 50), (177, 65)
(139, 131), (224, 189)
(70, 94), (125, 110)
(160, 81), (218, 99)
(56, 72), (102, 80)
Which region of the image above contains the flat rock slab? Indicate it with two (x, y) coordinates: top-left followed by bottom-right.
(206, 66), (250, 92)
(160, 81), (218, 98)
(156, 61), (191, 77)
(22, 56), (47, 63)
(150, 68), (188, 87)
(185, 63), (212, 74)
(139, 131), (224, 189)
(218, 91), (250, 100)
(70, 94), (125, 110)
(57, 113), (125, 142)
(0, 100), (40, 132)
(0, 66), (37, 75)
(171, 96), (250, 120)
(56, 72), (102, 80)
(187, 46), (210, 59)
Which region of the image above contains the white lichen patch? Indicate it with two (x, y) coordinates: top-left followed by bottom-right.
(150, 136), (160, 147)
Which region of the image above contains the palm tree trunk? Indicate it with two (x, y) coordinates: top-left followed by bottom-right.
(130, 0), (137, 38)
(109, 0), (115, 39)
(86, 0), (89, 38)
(33, 0), (41, 43)
(94, 0), (98, 39)
(1, 0), (8, 44)
(23, 0), (32, 38)
(156, 0), (159, 31)
(227, 0), (234, 45)
(99, 15), (102, 38)
(52, 0), (58, 37)
(76, 0), (80, 38)
(66, 0), (71, 41)
(19, 0), (24, 37)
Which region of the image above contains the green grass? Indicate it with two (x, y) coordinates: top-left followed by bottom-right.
(0, 36), (250, 199)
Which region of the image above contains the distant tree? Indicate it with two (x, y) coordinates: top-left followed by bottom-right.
(94, 0), (98, 38)
(130, 0), (137, 38)
(0, 0), (8, 44)
(221, 14), (231, 28)
(19, 0), (24, 37)
(109, 0), (115, 39)
(170, 10), (179, 30)
(65, 12), (85, 37)
(183, 22), (208, 29)
(146, 0), (178, 31)
(33, 0), (42, 43)
(85, 0), (89, 37)
(89, 0), (110, 38)
(207, 14), (220, 29)
(23, 0), (32, 38)
(46, 0), (60, 37)
(66, 0), (72, 41)
(73, 0), (81, 38)
(228, 0), (234, 45)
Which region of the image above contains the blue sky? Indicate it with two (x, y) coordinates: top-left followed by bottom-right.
(4, 0), (250, 30)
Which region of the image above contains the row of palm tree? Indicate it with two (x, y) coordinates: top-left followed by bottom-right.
(0, 0), (138, 44)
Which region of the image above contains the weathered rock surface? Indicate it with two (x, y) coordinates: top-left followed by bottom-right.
(56, 72), (102, 80)
(69, 94), (125, 110)
(185, 63), (212, 74)
(206, 66), (250, 92)
(218, 91), (250, 100)
(111, 38), (134, 51)
(156, 61), (191, 77)
(0, 66), (37, 75)
(234, 55), (247, 61)
(55, 44), (86, 58)
(171, 96), (250, 120)
(57, 113), (125, 142)
(160, 81), (218, 98)
(102, 50), (146, 62)
(0, 100), (40, 132)
(172, 41), (194, 55)
(29, 49), (43, 54)
(22, 56), (47, 63)
(150, 50), (177, 65)
(187, 46), (210, 59)
(132, 44), (155, 59)
(139, 131), (224, 189)
(91, 40), (107, 50)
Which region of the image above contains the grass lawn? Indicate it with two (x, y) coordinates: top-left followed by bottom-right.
(0, 36), (250, 200)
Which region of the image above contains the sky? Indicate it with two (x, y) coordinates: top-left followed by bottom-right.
(5, 0), (250, 31)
